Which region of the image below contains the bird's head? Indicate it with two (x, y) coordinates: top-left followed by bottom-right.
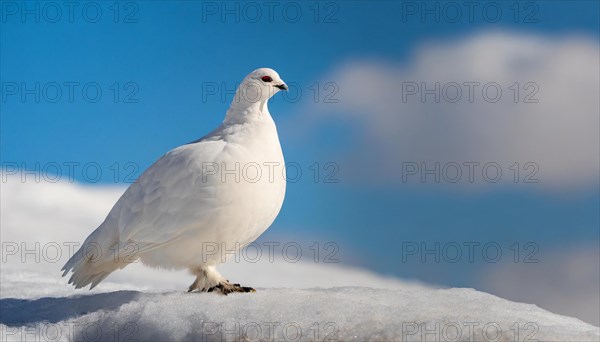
(245, 67), (288, 94)
(232, 68), (287, 107)
(224, 68), (288, 123)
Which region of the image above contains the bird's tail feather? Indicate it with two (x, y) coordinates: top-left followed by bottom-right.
(61, 241), (129, 290)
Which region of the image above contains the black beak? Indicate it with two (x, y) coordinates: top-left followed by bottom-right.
(275, 83), (288, 91)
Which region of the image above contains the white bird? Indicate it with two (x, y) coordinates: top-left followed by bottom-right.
(62, 68), (288, 294)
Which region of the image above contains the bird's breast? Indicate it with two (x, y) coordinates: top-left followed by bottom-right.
(189, 125), (286, 246)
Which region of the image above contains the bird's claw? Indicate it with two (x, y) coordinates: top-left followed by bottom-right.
(207, 282), (256, 295)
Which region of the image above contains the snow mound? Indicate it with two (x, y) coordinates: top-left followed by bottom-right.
(2, 287), (599, 341)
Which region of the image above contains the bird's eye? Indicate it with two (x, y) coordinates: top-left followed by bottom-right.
(261, 76), (273, 83)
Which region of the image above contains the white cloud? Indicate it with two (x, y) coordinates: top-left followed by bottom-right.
(479, 243), (600, 326)
(293, 31), (599, 190)
(0, 172), (426, 298)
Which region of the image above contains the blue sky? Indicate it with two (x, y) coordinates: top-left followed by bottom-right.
(2, 1), (598, 171)
(2, 0), (599, 295)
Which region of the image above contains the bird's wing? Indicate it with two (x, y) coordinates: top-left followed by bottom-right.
(109, 139), (229, 251)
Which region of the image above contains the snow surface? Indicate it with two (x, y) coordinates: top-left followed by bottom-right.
(1, 174), (599, 341)
(2, 283), (599, 341)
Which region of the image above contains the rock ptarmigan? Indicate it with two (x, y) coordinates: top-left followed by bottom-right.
(62, 68), (288, 294)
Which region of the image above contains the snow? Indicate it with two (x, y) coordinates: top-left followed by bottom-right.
(2, 284), (599, 341)
(1, 173), (599, 341)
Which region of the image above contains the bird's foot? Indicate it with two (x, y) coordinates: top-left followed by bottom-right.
(187, 266), (254, 294)
(208, 282), (256, 295)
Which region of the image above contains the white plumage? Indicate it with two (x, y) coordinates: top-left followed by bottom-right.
(62, 68), (288, 294)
